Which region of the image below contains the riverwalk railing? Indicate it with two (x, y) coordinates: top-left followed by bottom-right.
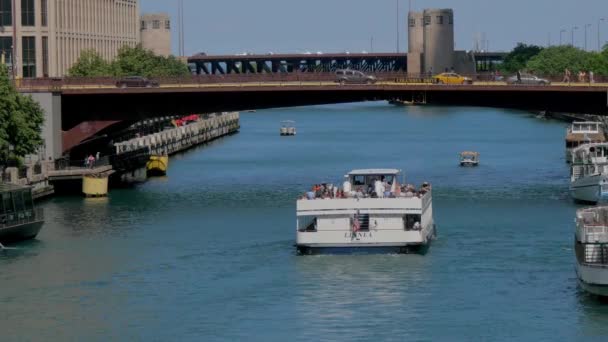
(54, 156), (111, 171)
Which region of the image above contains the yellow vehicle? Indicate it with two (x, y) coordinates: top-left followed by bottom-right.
(432, 72), (473, 85)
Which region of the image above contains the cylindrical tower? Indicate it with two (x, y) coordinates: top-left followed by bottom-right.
(408, 12), (424, 54)
(423, 8), (454, 75)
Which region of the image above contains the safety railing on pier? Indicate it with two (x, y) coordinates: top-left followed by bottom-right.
(54, 155), (111, 171)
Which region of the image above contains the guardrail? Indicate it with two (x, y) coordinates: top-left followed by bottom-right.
(54, 155), (111, 171)
(13, 72), (608, 91)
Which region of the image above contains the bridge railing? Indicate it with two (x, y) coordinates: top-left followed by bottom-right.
(14, 72), (608, 91)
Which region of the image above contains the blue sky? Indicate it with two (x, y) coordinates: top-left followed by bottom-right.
(141, 0), (608, 56)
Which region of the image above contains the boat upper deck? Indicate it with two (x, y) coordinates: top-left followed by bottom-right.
(566, 122), (606, 142)
(577, 206), (608, 243)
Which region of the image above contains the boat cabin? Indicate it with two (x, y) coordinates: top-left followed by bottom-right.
(346, 169), (400, 191)
(0, 183), (37, 228)
(280, 120), (296, 136)
(566, 122), (606, 149)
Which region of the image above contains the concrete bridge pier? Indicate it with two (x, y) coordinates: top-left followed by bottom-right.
(27, 92), (63, 162)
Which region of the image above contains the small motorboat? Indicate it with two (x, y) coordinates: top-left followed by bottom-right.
(459, 151), (479, 167)
(280, 120), (296, 136)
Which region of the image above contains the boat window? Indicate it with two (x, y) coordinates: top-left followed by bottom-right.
(353, 175), (366, 186)
(13, 191), (25, 212)
(404, 214), (422, 230)
(23, 191), (33, 210)
(2, 192), (13, 214)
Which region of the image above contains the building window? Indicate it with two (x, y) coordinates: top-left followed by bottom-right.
(0, 36), (12, 66)
(41, 0), (47, 26)
(152, 20), (160, 29)
(42, 36), (48, 77)
(436, 16), (443, 24)
(165, 20), (170, 30)
(0, 0), (11, 26)
(21, 0), (34, 26)
(423, 16), (431, 26)
(448, 15), (453, 24)
(141, 20), (146, 29)
(22, 36), (36, 78)
(408, 18), (415, 27)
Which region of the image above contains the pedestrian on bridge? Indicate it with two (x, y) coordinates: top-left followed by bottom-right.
(563, 68), (571, 84)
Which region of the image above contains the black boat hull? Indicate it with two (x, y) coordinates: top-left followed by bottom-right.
(0, 221), (44, 244)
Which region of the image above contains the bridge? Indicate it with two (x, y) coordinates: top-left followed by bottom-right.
(186, 52), (507, 75)
(17, 74), (608, 160)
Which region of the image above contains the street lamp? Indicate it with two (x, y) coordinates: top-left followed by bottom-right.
(560, 29), (567, 45)
(585, 24), (592, 51)
(600, 18), (606, 51)
(571, 26), (579, 47)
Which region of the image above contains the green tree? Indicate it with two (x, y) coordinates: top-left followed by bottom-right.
(0, 65), (44, 167)
(68, 45), (190, 78)
(501, 43), (544, 73)
(67, 49), (114, 77)
(526, 45), (601, 75)
(112, 45), (190, 77)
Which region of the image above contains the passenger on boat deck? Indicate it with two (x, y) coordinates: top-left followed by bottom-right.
(375, 177), (385, 198)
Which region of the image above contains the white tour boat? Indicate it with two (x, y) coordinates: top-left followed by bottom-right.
(570, 143), (608, 204)
(296, 169), (436, 254)
(566, 121), (606, 163)
(575, 206), (608, 297)
(280, 121), (296, 136)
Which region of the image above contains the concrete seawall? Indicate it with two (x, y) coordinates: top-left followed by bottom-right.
(114, 112), (240, 157)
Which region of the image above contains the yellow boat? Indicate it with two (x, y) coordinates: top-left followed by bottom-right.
(147, 155), (169, 176)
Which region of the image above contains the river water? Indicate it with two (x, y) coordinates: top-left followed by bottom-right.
(2, 102), (608, 341)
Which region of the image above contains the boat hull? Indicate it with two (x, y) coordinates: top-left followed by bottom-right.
(570, 174), (608, 204)
(460, 161), (479, 167)
(297, 224), (436, 255)
(146, 155), (169, 176)
(576, 262), (608, 297)
(0, 221), (44, 244)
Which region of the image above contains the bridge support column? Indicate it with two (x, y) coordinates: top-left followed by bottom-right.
(28, 92), (63, 161)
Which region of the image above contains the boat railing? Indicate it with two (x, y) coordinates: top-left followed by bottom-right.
(0, 207), (44, 230)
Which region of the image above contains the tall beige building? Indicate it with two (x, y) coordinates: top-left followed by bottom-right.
(0, 0), (140, 78)
(140, 13), (171, 57)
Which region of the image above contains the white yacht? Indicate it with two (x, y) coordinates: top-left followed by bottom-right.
(575, 206), (608, 297)
(296, 169), (436, 254)
(566, 122), (605, 163)
(280, 121), (296, 136)
(570, 143), (608, 204)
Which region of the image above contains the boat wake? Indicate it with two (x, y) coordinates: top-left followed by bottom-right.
(0, 243), (18, 251)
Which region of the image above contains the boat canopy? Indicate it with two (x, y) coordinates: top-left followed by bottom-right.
(460, 151), (479, 156)
(578, 206), (608, 227)
(571, 122), (601, 134)
(281, 120), (296, 126)
(347, 169), (401, 176)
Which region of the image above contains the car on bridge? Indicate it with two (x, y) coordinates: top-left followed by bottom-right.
(115, 76), (160, 88)
(506, 73), (550, 85)
(335, 69), (377, 85)
(432, 72), (473, 85)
